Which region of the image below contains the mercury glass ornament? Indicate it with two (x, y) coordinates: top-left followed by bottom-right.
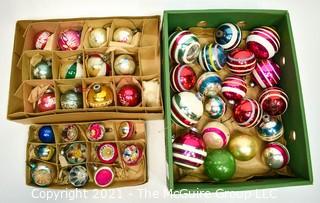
(257, 114), (284, 141)
(94, 166), (114, 187)
(114, 54), (136, 75)
(204, 95), (226, 119)
(35, 145), (55, 161)
(38, 126), (55, 143)
(88, 27), (107, 48)
(63, 143), (87, 164)
(34, 30), (52, 50)
(58, 29), (81, 51)
(113, 27), (133, 43)
(61, 124), (79, 142)
(60, 57), (85, 79)
(36, 88), (56, 112)
(30, 162), (56, 187)
(97, 143), (118, 164)
(68, 165), (89, 187)
(122, 144), (143, 166)
(32, 60), (52, 79)
(87, 55), (111, 77)
(118, 121), (135, 139)
(60, 90), (83, 109)
(228, 133), (258, 161)
(262, 142), (290, 169)
(87, 83), (113, 108)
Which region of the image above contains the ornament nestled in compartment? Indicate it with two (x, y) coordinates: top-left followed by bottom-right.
(113, 27), (133, 43)
(87, 54), (111, 77)
(257, 115), (284, 141)
(198, 43), (226, 72)
(68, 165), (89, 187)
(30, 162), (56, 187)
(58, 29), (81, 51)
(170, 64), (196, 92)
(32, 59), (52, 79)
(60, 89), (83, 109)
(202, 122), (230, 149)
(88, 27), (107, 48)
(173, 128), (207, 169)
(114, 54), (136, 75)
(94, 166), (114, 187)
(204, 149), (236, 182)
(86, 123), (106, 141)
(226, 48), (256, 76)
(221, 76), (247, 104)
(215, 23), (242, 51)
(122, 144), (143, 166)
(35, 145), (55, 161)
(63, 143), (87, 164)
(233, 98), (262, 128)
(262, 142), (290, 169)
(97, 143), (118, 164)
(38, 126), (55, 143)
(118, 121), (135, 140)
(86, 83), (114, 108)
(60, 55), (85, 79)
(171, 92), (203, 128)
(228, 133), (258, 161)
(259, 87), (289, 116)
(246, 26), (280, 59)
(36, 88), (56, 112)
(252, 59), (281, 88)
(117, 84), (141, 107)
(142, 79), (161, 107)
(34, 30), (53, 50)
(204, 96), (226, 119)
(169, 30), (200, 64)
(196, 72), (222, 98)
(61, 124), (79, 142)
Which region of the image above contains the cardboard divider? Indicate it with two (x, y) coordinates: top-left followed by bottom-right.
(139, 46), (159, 76)
(83, 47), (113, 77)
(55, 21), (85, 51)
(140, 18), (160, 47)
(82, 19), (113, 49)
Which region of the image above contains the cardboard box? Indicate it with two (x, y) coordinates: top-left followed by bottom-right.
(162, 9), (313, 192)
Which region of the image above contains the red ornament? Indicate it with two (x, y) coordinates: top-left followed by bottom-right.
(170, 64), (196, 92)
(117, 85), (141, 106)
(233, 98), (262, 128)
(221, 76), (247, 104)
(97, 143), (118, 164)
(252, 59), (281, 89)
(34, 30), (52, 50)
(259, 87), (289, 116)
(226, 49), (256, 76)
(58, 29), (81, 51)
(37, 90), (56, 112)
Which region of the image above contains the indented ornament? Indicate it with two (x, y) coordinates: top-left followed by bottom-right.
(63, 143), (87, 164)
(68, 165), (89, 187)
(222, 76), (247, 104)
(35, 145), (55, 161)
(215, 23), (242, 51)
(88, 27), (107, 48)
(259, 87), (289, 116)
(226, 48), (256, 76)
(60, 89), (83, 110)
(252, 59), (281, 89)
(86, 83), (114, 108)
(114, 54), (136, 75)
(228, 133), (258, 161)
(87, 54), (111, 77)
(202, 122), (230, 149)
(30, 162), (56, 187)
(257, 114), (284, 141)
(32, 60), (52, 79)
(233, 98), (262, 128)
(38, 126), (55, 143)
(86, 123), (105, 141)
(113, 27), (133, 43)
(122, 144), (143, 166)
(36, 88), (56, 112)
(61, 124), (79, 142)
(94, 166), (114, 187)
(170, 64), (196, 92)
(60, 56), (85, 79)
(118, 121), (135, 139)
(117, 84), (141, 107)
(196, 72), (222, 98)
(262, 142), (290, 169)
(204, 95), (226, 119)
(58, 29), (81, 51)
(97, 143), (118, 164)
(34, 30), (52, 50)
(198, 43), (226, 72)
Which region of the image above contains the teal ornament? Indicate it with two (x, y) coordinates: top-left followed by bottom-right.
(33, 60), (52, 79)
(30, 162), (55, 187)
(196, 72), (222, 98)
(198, 43), (226, 72)
(35, 145), (55, 161)
(69, 165), (89, 187)
(257, 114), (284, 141)
(204, 95), (226, 119)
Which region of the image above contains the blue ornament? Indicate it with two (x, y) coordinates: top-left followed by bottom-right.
(196, 72), (222, 98)
(38, 126), (55, 143)
(215, 23), (242, 51)
(204, 96), (226, 119)
(198, 43), (226, 72)
(257, 115), (284, 141)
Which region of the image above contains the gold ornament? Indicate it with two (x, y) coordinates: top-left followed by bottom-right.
(113, 27), (133, 43)
(114, 54), (136, 75)
(228, 133), (258, 161)
(87, 83), (113, 108)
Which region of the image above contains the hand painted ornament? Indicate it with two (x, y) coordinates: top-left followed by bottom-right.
(87, 55), (111, 77)
(122, 144), (143, 165)
(88, 27), (107, 48)
(171, 92), (203, 128)
(257, 114), (284, 141)
(68, 165), (89, 187)
(198, 43), (226, 72)
(113, 27), (133, 43)
(60, 89), (83, 109)
(34, 30), (52, 50)
(60, 56), (84, 79)
(30, 162), (56, 186)
(233, 98), (262, 128)
(32, 60), (52, 79)
(87, 83), (113, 108)
(64, 143), (87, 164)
(226, 49), (256, 76)
(228, 133), (258, 161)
(252, 59), (281, 88)
(169, 30), (200, 64)
(196, 72), (222, 98)
(204, 96), (226, 119)
(117, 85), (141, 106)
(222, 76), (247, 104)
(62, 125), (79, 142)
(35, 145), (55, 161)
(204, 149), (236, 182)
(262, 142), (290, 169)
(37, 88), (56, 112)
(118, 121), (135, 139)
(58, 29), (81, 51)
(94, 166), (114, 187)
(114, 54), (136, 75)
(202, 122), (230, 149)
(246, 26), (280, 59)
(170, 64), (196, 92)
(215, 23), (242, 51)
(38, 126), (55, 143)
(173, 128), (207, 169)
(86, 123), (105, 141)
(97, 143), (118, 164)
(259, 87), (288, 116)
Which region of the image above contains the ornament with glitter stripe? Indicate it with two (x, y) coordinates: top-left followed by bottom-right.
(171, 92), (203, 128)
(58, 29), (81, 51)
(173, 128), (207, 170)
(259, 87), (288, 116)
(222, 76), (247, 104)
(252, 59), (281, 89)
(262, 142), (290, 169)
(215, 23), (242, 51)
(204, 95), (226, 119)
(198, 43), (226, 72)
(226, 49), (256, 76)
(196, 72), (222, 98)
(246, 26), (280, 59)
(233, 98), (262, 128)
(60, 56), (85, 79)
(34, 31), (52, 50)
(202, 122), (230, 149)
(170, 64), (196, 92)
(169, 30), (200, 64)
(257, 114), (284, 141)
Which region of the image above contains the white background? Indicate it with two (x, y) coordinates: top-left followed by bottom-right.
(0, 0), (319, 202)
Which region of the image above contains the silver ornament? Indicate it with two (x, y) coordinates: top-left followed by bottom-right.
(60, 90), (83, 109)
(114, 54), (136, 75)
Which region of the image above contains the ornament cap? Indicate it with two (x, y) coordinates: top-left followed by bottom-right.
(93, 84), (102, 93)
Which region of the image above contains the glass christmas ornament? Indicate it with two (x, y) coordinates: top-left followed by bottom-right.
(34, 30), (52, 50)
(198, 43), (226, 72)
(58, 29), (81, 51)
(68, 165), (89, 188)
(35, 145), (55, 161)
(262, 142), (290, 169)
(97, 143), (118, 164)
(202, 122), (230, 149)
(233, 98), (262, 128)
(87, 83), (113, 108)
(30, 162), (56, 187)
(61, 124), (79, 142)
(60, 89), (83, 109)
(114, 54), (136, 75)
(259, 87), (289, 116)
(88, 27), (107, 48)
(226, 48), (256, 76)
(32, 60), (52, 79)
(204, 95), (226, 119)
(60, 56), (84, 79)
(215, 23), (242, 51)
(113, 27), (133, 43)
(94, 166), (114, 187)
(118, 121), (135, 139)
(38, 126), (55, 143)
(196, 72), (222, 98)
(170, 64), (196, 92)
(36, 88), (56, 112)
(252, 59), (281, 89)
(122, 144), (143, 166)
(86, 123), (105, 141)
(257, 114), (284, 141)
(63, 143), (87, 164)
(87, 54), (111, 77)
(221, 76), (247, 104)
(228, 133), (258, 161)
(117, 84), (141, 107)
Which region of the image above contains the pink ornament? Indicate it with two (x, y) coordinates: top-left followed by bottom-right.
(94, 166), (114, 187)
(252, 59), (281, 88)
(34, 30), (52, 50)
(86, 123), (105, 141)
(202, 122), (230, 149)
(226, 49), (256, 76)
(233, 98), (262, 128)
(97, 143), (118, 164)
(37, 90), (56, 112)
(170, 64), (196, 92)
(259, 87), (289, 116)
(58, 29), (81, 51)
(222, 76), (247, 104)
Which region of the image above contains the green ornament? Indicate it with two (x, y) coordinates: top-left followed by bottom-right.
(204, 149), (236, 182)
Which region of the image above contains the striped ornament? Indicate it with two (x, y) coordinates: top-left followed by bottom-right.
(204, 95), (226, 119)
(259, 87), (289, 116)
(262, 142), (290, 169)
(198, 43), (226, 72)
(60, 61), (85, 79)
(173, 129), (207, 169)
(252, 59), (281, 88)
(246, 26), (280, 59)
(221, 76), (247, 104)
(215, 23), (242, 51)
(169, 30), (200, 64)
(196, 72), (222, 98)
(202, 122), (230, 149)
(257, 115), (284, 141)
(226, 49), (256, 76)
(171, 92), (204, 128)
(233, 98), (262, 128)
(170, 64), (197, 92)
